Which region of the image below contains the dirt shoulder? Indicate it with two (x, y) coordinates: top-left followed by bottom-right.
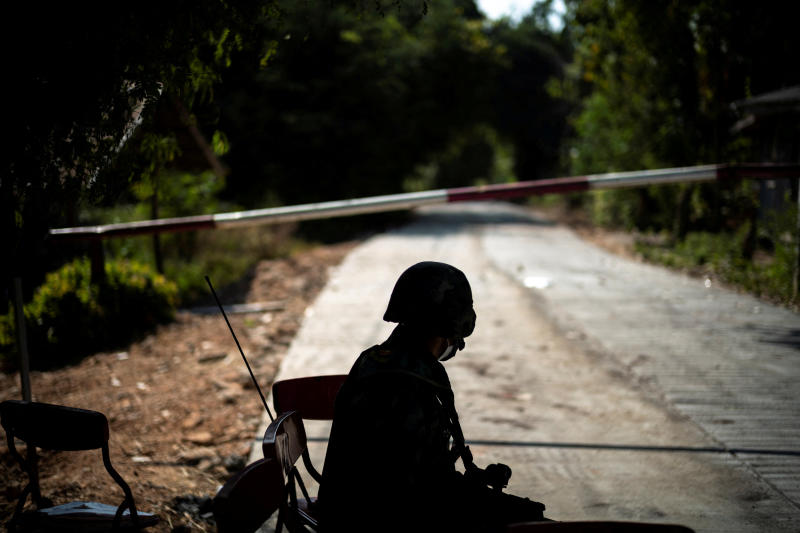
(0, 241), (356, 532)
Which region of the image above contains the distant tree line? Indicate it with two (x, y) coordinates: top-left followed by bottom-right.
(211, 0), (571, 208)
(4, 0), (797, 308)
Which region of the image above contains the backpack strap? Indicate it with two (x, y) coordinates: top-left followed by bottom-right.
(435, 387), (477, 470)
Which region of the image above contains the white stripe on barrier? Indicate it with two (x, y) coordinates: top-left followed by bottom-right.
(213, 189), (449, 227)
(586, 164), (719, 189)
(47, 164), (798, 239)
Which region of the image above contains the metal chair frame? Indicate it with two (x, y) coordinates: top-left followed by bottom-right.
(0, 400), (157, 532)
(262, 410), (319, 532)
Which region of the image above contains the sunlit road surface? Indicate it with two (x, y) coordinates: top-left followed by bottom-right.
(254, 201), (800, 532)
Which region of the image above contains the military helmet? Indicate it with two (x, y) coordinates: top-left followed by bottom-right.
(383, 261), (476, 344)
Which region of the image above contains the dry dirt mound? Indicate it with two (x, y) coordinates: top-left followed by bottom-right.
(0, 242), (356, 532)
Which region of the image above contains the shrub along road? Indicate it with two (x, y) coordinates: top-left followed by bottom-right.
(256, 201), (800, 533)
(0, 242), (356, 532)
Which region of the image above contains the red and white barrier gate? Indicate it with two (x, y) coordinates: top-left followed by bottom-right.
(49, 163), (799, 240)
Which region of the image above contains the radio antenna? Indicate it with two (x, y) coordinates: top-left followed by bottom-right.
(205, 276), (274, 422)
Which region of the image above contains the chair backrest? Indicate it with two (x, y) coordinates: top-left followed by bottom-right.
(213, 458), (285, 533)
(263, 411), (308, 478)
(1, 400), (109, 451)
(272, 374), (347, 421)
(271, 375), (346, 485)
(505, 521), (695, 532)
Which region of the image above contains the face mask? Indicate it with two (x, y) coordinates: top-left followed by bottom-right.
(438, 343), (457, 362)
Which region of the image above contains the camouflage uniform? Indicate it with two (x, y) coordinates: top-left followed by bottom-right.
(318, 324), (545, 532)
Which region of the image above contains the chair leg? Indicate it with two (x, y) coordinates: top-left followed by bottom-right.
(285, 471), (316, 532)
(7, 483), (32, 533)
(102, 445), (141, 530)
(276, 506), (285, 533)
(5, 432), (44, 528)
(25, 447), (45, 509)
(293, 470), (313, 506)
(301, 452), (323, 485)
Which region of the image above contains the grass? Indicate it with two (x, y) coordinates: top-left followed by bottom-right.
(529, 194), (798, 310)
(80, 192), (300, 304)
(96, 219), (309, 306)
(634, 222), (797, 308)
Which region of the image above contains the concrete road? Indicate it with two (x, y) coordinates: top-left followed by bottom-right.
(253, 201), (800, 532)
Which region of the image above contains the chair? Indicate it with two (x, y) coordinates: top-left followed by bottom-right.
(506, 521), (695, 532)
(262, 410), (318, 532)
(271, 374), (347, 483)
(213, 458), (285, 533)
(0, 400), (158, 532)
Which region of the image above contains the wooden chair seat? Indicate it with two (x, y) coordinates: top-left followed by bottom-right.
(213, 458), (285, 533)
(272, 374), (347, 421)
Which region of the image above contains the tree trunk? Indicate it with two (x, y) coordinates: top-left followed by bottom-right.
(152, 176), (164, 274)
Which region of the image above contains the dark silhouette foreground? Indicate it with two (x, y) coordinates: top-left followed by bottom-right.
(317, 261), (548, 532)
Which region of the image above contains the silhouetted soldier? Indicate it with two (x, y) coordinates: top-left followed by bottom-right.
(318, 261), (547, 532)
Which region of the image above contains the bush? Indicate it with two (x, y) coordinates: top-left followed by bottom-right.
(1, 258), (177, 369)
(635, 207), (798, 307)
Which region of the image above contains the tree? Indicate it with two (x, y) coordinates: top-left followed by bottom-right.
(2, 2), (279, 297)
(215, 0), (506, 210)
(560, 0), (800, 233)
(3, 1), (436, 289)
(487, 6), (573, 181)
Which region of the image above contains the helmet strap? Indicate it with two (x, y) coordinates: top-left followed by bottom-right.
(438, 343), (457, 362)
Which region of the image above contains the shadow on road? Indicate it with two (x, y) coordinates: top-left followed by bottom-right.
(745, 324), (800, 352)
(398, 204), (554, 236)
